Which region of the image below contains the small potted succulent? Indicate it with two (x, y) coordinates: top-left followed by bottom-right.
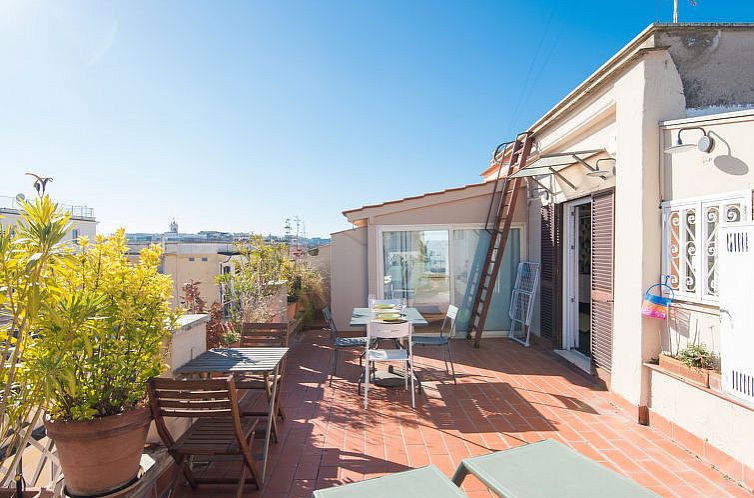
(30, 228), (176, 496)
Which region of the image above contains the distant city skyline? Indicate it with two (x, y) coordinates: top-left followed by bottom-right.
(2, 1), (753, 237)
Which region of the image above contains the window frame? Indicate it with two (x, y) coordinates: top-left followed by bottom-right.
(375, 222), (527, 313)
(661, 190), (751, 305)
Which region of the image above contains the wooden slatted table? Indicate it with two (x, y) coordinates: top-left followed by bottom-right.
(175, 347), (289, 484)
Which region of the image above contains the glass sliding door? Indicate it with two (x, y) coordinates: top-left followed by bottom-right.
(452, 228), (521, 333)
(382, 230), (449, 328)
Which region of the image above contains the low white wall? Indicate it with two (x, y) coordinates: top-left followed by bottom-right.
(166, 314), (209, 376)
(147, 313), (208, 444)
(649, 368), (754, 469)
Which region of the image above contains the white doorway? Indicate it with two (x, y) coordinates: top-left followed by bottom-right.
(558, 197), (592, 372)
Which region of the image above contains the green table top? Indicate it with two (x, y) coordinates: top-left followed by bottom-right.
(457, 439), (659, 498)
(312, 465), (466, 498)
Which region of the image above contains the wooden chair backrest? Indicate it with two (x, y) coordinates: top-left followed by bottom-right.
(240, 322), (289, 347)
(148, 377), (242, 447)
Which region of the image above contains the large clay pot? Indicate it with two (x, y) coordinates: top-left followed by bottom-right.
(287, 301), (298, 322)
(45, 407), (151, 497)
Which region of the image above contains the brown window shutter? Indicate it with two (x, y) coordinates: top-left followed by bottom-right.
(540, 203), (562, 343)
(591, 190), (615, 373)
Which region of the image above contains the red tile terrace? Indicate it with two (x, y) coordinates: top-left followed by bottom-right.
(177, 329), (753, 498)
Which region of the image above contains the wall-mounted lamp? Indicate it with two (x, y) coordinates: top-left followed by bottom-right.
(586, 158), (616, 178)
(664, 126), (715, 154)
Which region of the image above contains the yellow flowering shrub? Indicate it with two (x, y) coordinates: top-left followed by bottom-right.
(30, 228), (178, 421)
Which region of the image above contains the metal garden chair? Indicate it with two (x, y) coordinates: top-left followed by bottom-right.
(323, 306), (367, 386)
(412, 304), (458, 384)
(363, 320), (415, 409)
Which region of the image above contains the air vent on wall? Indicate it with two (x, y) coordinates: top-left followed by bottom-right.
(720, 224), (754, 406)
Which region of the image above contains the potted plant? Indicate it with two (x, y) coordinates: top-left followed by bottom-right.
(708, 369), (723, 393)
(30, 228), (177, 496)
(287, 278), (300, 322)
(217, 234), (292, 329)
(0, 196), (72, 490)
(288, 263), (326, 327)
(659, 344), (715, 387)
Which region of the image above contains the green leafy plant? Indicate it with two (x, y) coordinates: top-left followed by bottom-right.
(217, 234), (292, 331)
(676, 343), (715, 370)
(205, 301), (226, 348)
(180, 279), (206, 314)
(288, 262), (326, 324)
(0, 195), (72, 486)
(29, 228), (178, 421)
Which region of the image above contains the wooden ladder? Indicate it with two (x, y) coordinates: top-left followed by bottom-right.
(467, 132), (534, 347)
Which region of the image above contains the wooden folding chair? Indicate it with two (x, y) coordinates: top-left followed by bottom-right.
(236, 322), (289, 440)
(147, 377), (261, 497)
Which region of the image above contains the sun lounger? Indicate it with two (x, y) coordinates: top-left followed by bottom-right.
(451, 439), (659, 498)
(313, 464), (467, 497)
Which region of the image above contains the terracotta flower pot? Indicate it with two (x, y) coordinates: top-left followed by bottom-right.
(287, 301), (298, 322)
(709, 371), (723, 393)
(44, 407), (151, 497)
(659, 353), (710, 388)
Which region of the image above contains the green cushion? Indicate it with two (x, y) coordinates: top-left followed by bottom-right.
(454, 439), (659, 498)
(313, 465), (466, 498)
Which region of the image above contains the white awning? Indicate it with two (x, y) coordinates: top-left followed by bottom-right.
(510, 149), (605, 178)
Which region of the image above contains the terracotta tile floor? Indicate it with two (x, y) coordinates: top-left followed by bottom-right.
(178, 329), (753, 498)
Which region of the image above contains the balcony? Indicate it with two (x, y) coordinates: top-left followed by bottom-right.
(171, 329), (751, 498)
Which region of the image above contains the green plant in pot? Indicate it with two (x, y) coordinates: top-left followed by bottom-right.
(217, 234), (292, 328)
(0, 196), (72, 489)
(30, 228), (177, 496)
(676, 343), (715, 370)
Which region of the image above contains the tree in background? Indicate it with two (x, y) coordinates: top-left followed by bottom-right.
(217, 234), (292, 333)
(206, 302), (229, 348)
(180, 279), (206, 314)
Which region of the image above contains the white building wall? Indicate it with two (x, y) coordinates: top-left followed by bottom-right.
(659, 111), (754, 355)
(610, 52), (686, 406)
(0, 211), (97, 243)
(330, 227), (368, 331)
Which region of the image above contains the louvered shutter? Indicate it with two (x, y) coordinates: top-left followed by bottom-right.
(591, 190), (615, 372)
(540, 203), (562, 344)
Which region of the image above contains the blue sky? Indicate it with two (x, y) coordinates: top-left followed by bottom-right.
(2, 1), (753, 237)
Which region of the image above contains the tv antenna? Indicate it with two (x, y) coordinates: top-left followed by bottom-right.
(673, 0), (698, 23)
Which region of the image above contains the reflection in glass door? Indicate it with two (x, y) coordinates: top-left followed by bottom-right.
(382, 230), (450, 328)
(452, 228), (521, 333)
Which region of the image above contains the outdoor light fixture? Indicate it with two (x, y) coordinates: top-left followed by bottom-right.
(664, 126), (715, 154)
(586, 158), (616, 177)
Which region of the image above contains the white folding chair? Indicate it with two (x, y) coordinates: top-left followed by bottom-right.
(364, 320), (415, 409)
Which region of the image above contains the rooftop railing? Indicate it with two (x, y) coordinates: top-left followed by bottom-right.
(0, 195), (95, 219)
